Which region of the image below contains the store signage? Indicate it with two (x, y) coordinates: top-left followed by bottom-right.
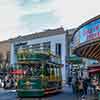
(73, 18), (100, 47)
(79, 21), (100, 42)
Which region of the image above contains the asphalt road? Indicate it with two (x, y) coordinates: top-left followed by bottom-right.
(0, 86), (80, 100)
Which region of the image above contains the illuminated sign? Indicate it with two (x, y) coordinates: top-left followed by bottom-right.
(73, 18), (100, 47)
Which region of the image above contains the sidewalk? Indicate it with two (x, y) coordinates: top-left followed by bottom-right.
(87, 94), (98, 100)
(64, 84), (98, 100)
(0, 88), (16, 93)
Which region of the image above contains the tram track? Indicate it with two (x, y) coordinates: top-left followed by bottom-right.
(17, 97), (51, 100)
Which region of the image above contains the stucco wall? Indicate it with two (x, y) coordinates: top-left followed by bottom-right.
(11, 33), (67, 81)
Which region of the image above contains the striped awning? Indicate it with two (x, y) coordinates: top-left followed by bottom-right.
(73, 38), (100, 60)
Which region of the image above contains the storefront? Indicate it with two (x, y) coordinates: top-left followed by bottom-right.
(88, 64), (100, 85)
(72, 15), (100, 60)
(72, 15), (100, 99)
(66, 55), (83, 81)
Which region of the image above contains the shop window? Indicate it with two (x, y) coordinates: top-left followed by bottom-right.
(55, 43), (61, 56)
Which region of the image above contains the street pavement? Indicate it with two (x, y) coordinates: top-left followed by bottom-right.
(51, 85), (76, 100)
(0, 85), (98, 100)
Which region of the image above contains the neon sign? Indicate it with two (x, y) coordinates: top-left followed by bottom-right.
(80, 24), (100, 41)
(73, 18), (100, 47)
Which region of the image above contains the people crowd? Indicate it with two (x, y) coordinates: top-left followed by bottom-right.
(0, 74), (17, 89)
(68, 76), (98, 99)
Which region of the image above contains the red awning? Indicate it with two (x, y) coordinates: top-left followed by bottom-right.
(10, 70), (25, 75)
(88, 68), (100, 73)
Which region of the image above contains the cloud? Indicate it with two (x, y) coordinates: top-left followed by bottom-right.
(18, 12), (60, 34)
(1, 0), (100, 40)
(17, 0), (61, 34)
(0, 0), (20, 40)
(17, 0), (54, 15)
(53, 0), (100, 28)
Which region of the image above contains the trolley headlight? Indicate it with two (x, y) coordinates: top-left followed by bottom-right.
(26, 81), (30, 85)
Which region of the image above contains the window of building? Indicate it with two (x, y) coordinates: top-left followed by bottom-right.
(55, 43), (61, 56)
(6, 51), (10, 63)
(43, 42), (51, 52)
(22, 45), (29, 49)
(31, 43), (40, 51)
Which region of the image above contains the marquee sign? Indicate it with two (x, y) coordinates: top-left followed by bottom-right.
(72, 17), (100, 47)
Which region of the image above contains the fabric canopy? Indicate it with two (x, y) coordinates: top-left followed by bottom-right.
(88, 68), (100, 73)
(10, 70), (25, 75)
(66, 55), (82, 64)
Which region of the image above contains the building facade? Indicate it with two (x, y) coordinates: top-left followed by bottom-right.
(0, 40), (10, 69)
(71, 15), (100, 79)
(10, 27), (68, 82)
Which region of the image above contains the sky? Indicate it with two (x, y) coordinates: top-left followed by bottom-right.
(0, 0), (100, 41)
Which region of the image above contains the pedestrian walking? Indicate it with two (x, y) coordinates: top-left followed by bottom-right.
(75, 78), (79, 94)
(87, 77), (93, 95)
(91, 78), (98, 94)
(72, 77), (76, 94)
(78, 78), (84, 97)
(68, 76), (72, 86)
(83, 78), (88, 96)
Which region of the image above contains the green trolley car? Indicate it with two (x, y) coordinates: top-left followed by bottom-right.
(16, 48), (63, 97)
